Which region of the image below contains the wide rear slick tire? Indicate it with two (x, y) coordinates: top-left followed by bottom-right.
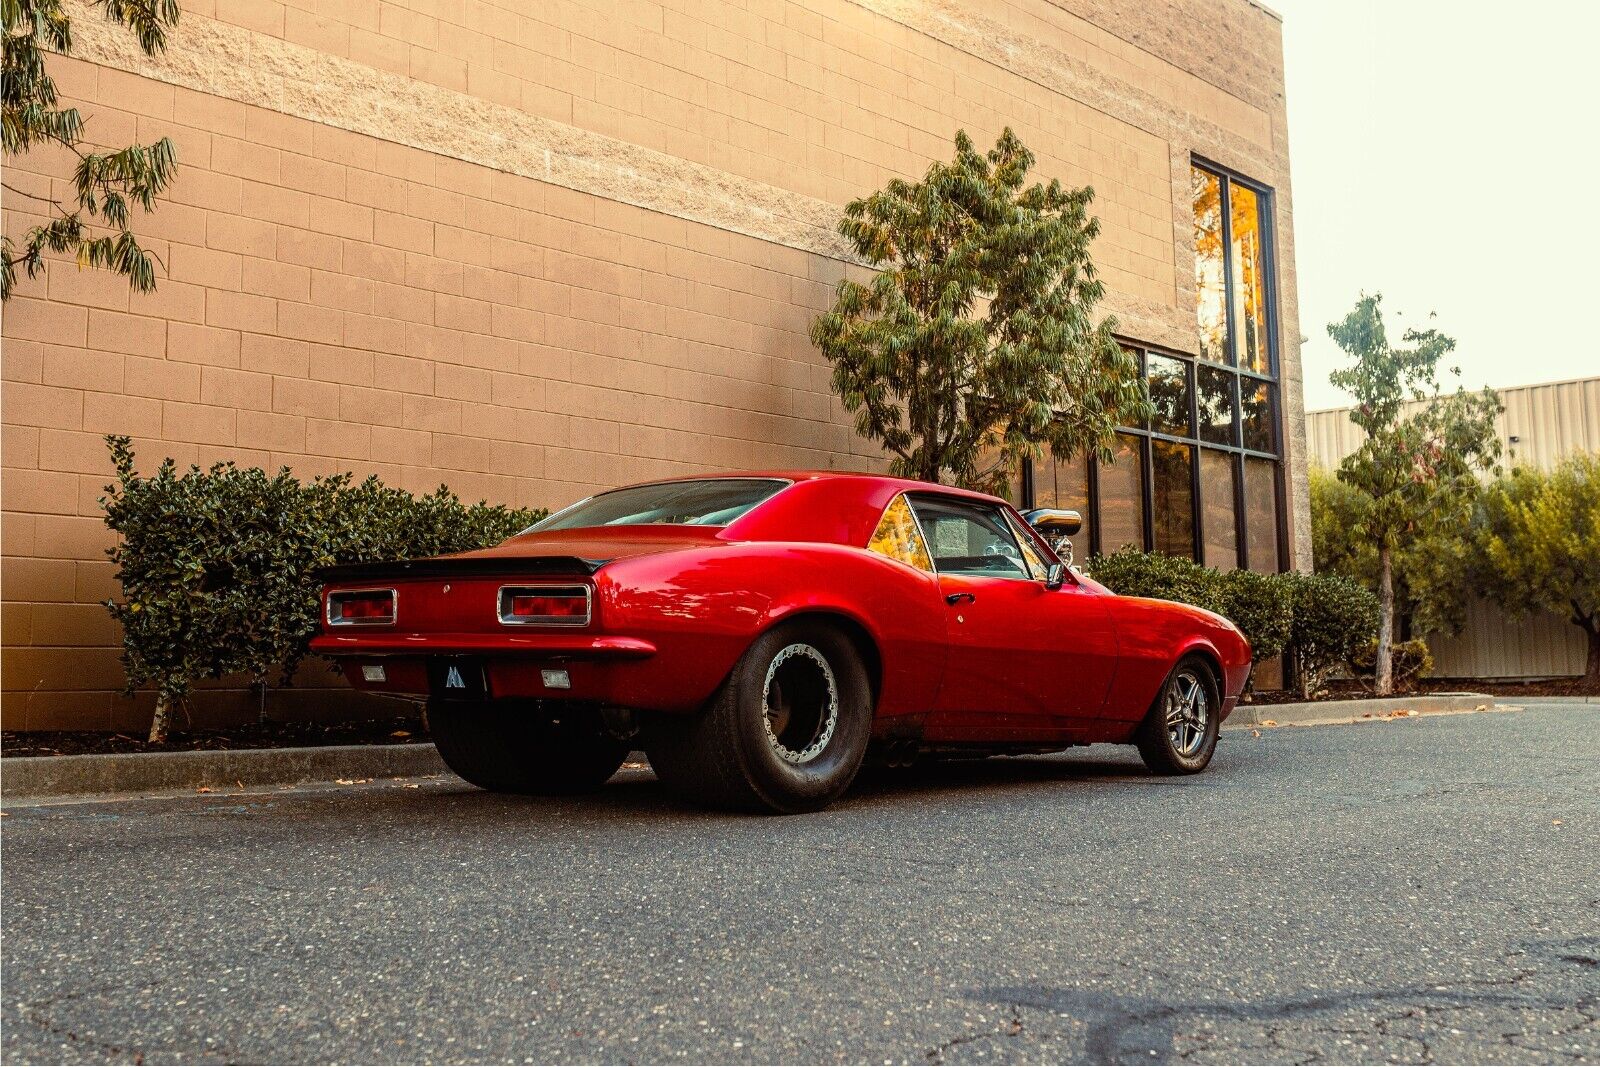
(428, 699), (629, 795)
(645, 621), (874, 814)
(1135, 654), (1221, 776)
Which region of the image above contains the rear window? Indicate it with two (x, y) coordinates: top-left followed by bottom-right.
(529, 478), (788, 531)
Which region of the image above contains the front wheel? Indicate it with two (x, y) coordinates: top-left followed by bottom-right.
(644, 621), (874, 813)
(428, 699), (629, 794)
(1134, 655), (1221, 775)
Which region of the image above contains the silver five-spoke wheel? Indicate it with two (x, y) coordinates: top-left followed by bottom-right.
(1165, 668), (1209, 757)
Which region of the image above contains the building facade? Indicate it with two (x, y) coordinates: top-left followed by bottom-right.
(2, 0), (1307, 730)
(1309, 375), (1599, 680)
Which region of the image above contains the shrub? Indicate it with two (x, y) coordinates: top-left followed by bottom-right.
(1283, 573), (1379, 699)
(1087, 547), (1293, 689)
(101, 436), (545, 740)
(1347, 637), (1433, 691)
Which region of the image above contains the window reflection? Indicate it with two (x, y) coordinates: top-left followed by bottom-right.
(1241, 380), (1274, 453)
(1192, 167), (1228, 364)
(1196, 365), (1236, 446)
(1097, 434), (1145, 552)
(1151, 441), (1195, 558)
(1147, 354), (1192, 437)
(1200, 449), (1238, 570)
(1244, 456), (1279, 573)
(1034, 448), (1089, 514)
(1230, 184), (1270, 374)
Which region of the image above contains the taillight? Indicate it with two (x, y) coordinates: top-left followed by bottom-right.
(327, 588), (397, 626)
(498, 585), (590, 626)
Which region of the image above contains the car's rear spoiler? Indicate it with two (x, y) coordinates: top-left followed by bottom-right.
(317, 555), (610, 582)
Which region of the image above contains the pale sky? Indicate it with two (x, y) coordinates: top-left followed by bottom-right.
(1270, 0), (1600, 411)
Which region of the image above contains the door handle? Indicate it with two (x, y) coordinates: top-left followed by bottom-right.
(945, 591), (976, 605)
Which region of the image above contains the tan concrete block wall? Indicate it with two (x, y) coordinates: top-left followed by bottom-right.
(2, 0), (1302, 730)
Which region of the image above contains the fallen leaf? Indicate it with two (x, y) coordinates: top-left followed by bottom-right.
(235, 779), (244, 789)
(390, 730), (411, 739)
(401, 783), (420, 789)
(1552, 819), (1564, 826)
(196, 786), (213, 794)
(1260, 719), (1277, 727)
(1250, 730), (1261, 738)
(335, 778), (355, 785)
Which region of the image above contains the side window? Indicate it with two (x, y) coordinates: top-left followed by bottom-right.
(866, 494), (934, 573)
(1003, 510), (1051, 581)
(908, 497), (1031, 579)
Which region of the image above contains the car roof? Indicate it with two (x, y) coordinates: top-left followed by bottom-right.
(604, 470), (1010, 508)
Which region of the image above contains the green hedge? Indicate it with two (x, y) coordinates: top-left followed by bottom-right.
(101, 436), (545, 739)
(1087, 547), (1380, 695)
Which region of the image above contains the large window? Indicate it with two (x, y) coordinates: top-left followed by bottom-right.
(1015, 162), (1284, 573)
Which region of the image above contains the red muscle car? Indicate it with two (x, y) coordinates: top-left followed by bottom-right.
(312, 472), (1251, 813)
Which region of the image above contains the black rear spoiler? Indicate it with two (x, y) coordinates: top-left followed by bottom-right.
(317, 555), (610, 582)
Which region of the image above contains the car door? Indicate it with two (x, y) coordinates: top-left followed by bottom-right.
(909, 495), (1118, 740)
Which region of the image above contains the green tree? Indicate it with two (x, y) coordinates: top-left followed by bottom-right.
(1326, 294), (1501, 694)
(811, 128), (1149, 491)
(1311, 464), (1475, 639)
(2, 0), (180, 301)
(1473, 454), (1600, 691)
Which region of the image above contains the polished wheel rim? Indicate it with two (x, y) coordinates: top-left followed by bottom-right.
(1165, 670), (1209, 757)
(763, 643), (838, 765)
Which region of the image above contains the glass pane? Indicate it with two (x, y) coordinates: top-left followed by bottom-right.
(1034, 448), (1089, 513)
(909, 497), (1029, 578)
(1243, 457), (1280, 572)
(1230, 184), (1270, 374)
(1147, 354), (1192, 437)
(1151, 441), (1195, 558)
(1199, 449), (1238, 570)
(1192, 166), (1229, 364)
(866, 494), (933, 573)
(1196, 366), (1237, 445)
(1241, 380), (1275, 453)
(535, 478), (786, 530)
(1097, 433), (1145, 553)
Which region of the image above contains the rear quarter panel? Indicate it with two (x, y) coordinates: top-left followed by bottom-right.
(596, 542), (948, 716)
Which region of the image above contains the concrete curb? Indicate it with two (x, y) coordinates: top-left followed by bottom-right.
(0, 743), (447, 802)
(1225, 692), (1498, 729)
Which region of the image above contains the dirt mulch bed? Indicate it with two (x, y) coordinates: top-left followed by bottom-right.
(1246, 678), (1594, 706)
(1, 715), (428, 759)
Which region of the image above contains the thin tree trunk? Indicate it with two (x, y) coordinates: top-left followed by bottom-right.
(1375, 543), (1394, 696)
(149, 691), (172, 743)
(1584, 623), (1600, 695)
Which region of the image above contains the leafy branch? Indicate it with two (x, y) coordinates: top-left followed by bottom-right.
(2, 0), (180, 300)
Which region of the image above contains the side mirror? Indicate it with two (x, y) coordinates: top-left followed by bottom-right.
(1045, 561), (1068, 590)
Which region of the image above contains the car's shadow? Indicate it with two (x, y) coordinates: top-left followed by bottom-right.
(410, 749), (1162, 820)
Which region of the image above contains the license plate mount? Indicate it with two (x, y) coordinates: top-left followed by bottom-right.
(428, 656), (490, 701)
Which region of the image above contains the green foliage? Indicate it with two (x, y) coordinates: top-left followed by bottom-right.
(1473, 453), (1600, 688)
(2, 0), (180, 299)
(1347, 638), (1433, 690)
(101, 436), (544, 737)
(1086, 548), (1293, 684)
(1324, 294), (1500, 693)
(810, 128), (1149, 492)
(1310, 465), (1472, 637)
(1281, 571), (1379, 699)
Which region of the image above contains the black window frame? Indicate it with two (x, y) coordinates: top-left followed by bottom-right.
(1017, 160), (1289, 573)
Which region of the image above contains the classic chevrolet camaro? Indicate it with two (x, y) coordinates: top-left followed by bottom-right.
(312, 472), (1251, 812)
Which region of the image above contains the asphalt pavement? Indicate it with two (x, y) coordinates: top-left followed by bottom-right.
(3, 703), (1596, 1064)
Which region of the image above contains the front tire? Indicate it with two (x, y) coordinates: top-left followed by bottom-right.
(428, 699), (629, 794)
(645, 621), (874, 813)
(1135, 655), (1221, 775)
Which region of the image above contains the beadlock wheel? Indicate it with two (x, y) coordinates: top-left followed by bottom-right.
(762, 642), (840, 765)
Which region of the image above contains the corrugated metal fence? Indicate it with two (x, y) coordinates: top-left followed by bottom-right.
(1307, 375), (1598, 679)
